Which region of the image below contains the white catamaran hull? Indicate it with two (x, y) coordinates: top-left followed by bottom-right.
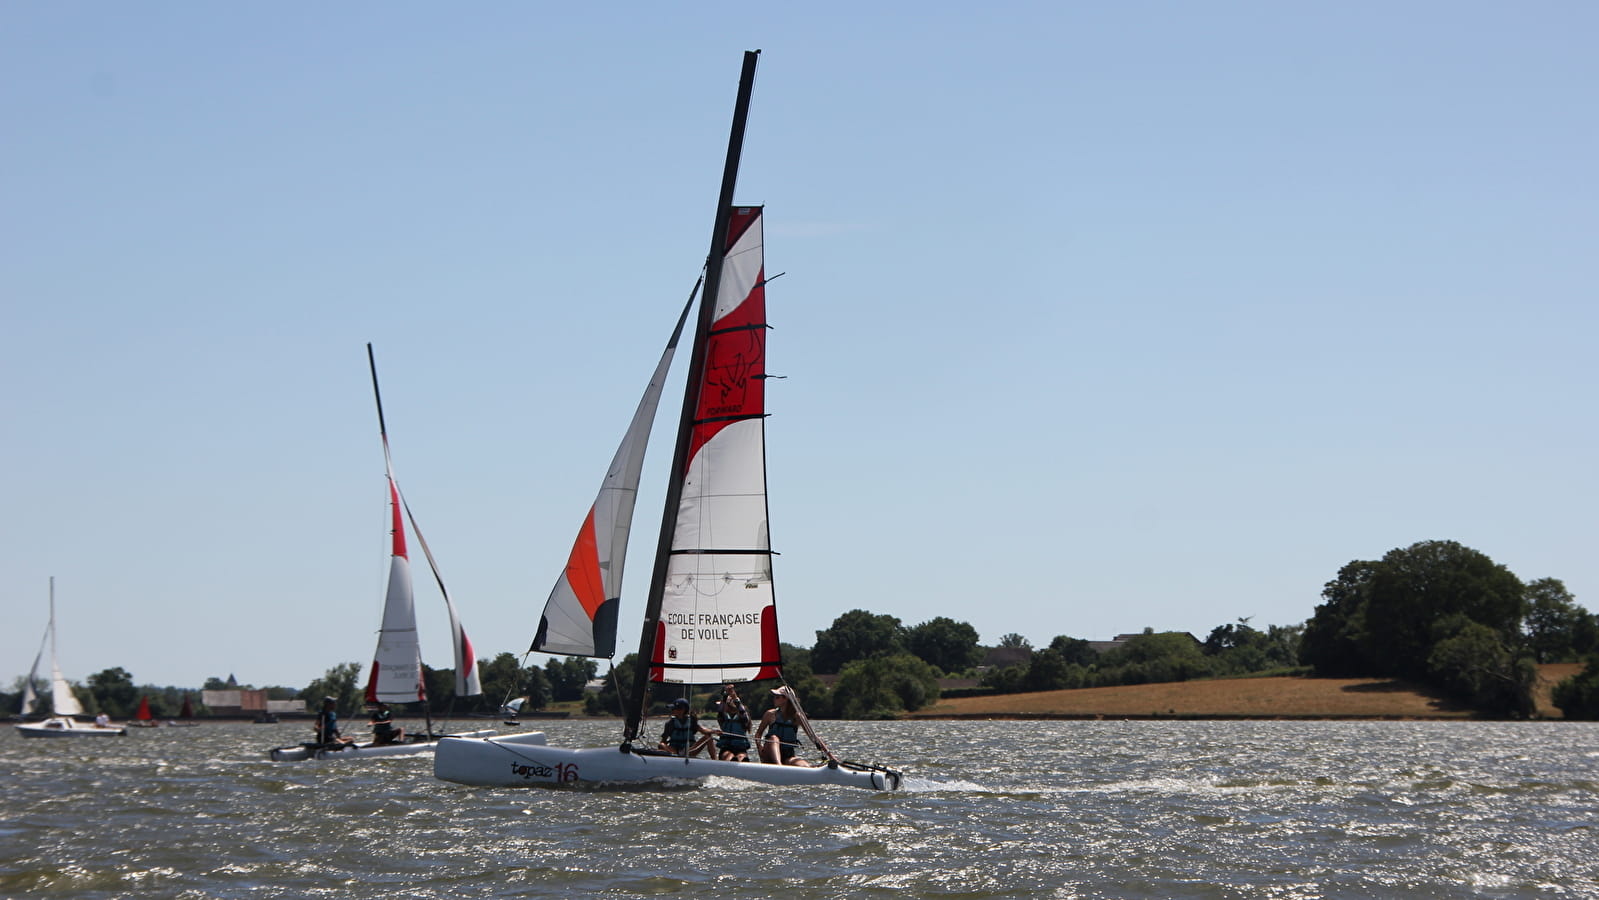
(16, 717), (128, 738)
(270, 729), (494, 762)
(433, 732), (902, 790)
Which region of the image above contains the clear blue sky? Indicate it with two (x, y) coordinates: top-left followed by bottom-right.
(4, 4), (1594, 690)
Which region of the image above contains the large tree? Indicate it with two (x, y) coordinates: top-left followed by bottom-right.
(300, 662), (363, 715)
(1363, 541), (1526, 680)
(87, 667), (137, 717)
(904, 617), (982, 674)
(811, 610), (903, 674)
(829, 653), (940, 719)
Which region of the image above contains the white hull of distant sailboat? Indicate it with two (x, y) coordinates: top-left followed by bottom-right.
(16, 717), (128, 738)
(434, 732), (901, 789)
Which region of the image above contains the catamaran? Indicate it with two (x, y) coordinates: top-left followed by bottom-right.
(269, 346), (492, 761)
(433, 52), (903, 790)
(15, 578), (127, 738)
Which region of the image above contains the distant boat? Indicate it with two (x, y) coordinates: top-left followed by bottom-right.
(128, 695), (161, 728)
(434, 52), (902, 790)
(269, 345), (491, 762)
(15, 578), (127, 738)
(166, 694), (199, 726)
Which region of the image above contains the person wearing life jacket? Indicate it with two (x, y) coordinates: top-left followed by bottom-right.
(713, 684), (752, 762)
(369, 701), (404, 745)
(754, 686), (814, 766)
(315, 697), (355, 749)
(657, 697), (714, 757)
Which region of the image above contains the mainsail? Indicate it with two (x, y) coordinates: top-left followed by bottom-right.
(366, 471), (424, 703)
(532, 291), (697, 659)
(651, 207), (779, 684)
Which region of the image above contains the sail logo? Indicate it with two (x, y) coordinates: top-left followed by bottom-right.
(704, 329), (764, 417)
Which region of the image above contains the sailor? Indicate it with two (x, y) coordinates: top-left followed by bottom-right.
(713, 684), (752, 761)
(657, 697), (715, 757)
(315, 697), (354, 748)
(369, 701), (404, 745)
(754, 686), (814, 766)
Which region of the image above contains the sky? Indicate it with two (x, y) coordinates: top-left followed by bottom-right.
(3, 3), (1595, 692)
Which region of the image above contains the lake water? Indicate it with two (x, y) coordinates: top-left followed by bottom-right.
(2, 718), (1595, 898)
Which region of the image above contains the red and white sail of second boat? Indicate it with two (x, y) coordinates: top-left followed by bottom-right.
(364, 345), (481, 704)
(651, 205), (779, 685)
(531, 289), (697, 660)
(367, 452), (424, 704)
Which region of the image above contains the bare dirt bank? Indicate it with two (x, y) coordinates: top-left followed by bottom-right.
(910, 664), (1584, 720)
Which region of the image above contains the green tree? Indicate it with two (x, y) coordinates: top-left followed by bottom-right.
(1099, 630), (1212, 685)
(1022, 648), (1091, 692)
(87, 667), (138, 718)
(998, 633), (1033, 649)
(830, 653), (940, 719)
(811, 610), (903, 674)
(1551, 655), (1599, 720)
(545, 657), (599, 703)
(1427, 617), (1536, 716)
(904, 617), (981, 674)
(1523, 578), (1596, 663)
(300, 662), (363, 715)
(1047, 636), (1098, 667)
(1301, 560), (1379, 676)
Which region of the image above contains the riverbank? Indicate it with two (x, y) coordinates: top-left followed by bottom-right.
(909, 664), (1583, 720)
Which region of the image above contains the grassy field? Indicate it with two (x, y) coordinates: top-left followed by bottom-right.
(909, 664), (1584, 720)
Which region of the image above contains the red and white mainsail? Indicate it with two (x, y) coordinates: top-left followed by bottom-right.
(651, 206), (780, 684)
(366, 466), (424, 704)
(533, 298), (694, 659)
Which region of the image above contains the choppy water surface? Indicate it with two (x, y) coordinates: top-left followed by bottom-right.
(2, 719), (1596, 898)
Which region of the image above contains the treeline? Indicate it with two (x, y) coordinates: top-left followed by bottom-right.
(15, 539), (1598, 722)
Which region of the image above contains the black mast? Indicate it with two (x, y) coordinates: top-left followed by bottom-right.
(623, 50), (761, 742)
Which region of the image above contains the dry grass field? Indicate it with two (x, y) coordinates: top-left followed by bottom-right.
(910, 664), (1584, 720)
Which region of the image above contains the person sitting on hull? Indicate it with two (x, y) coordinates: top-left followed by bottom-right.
(315, 697), (355, 749)
(657, 697), (715, 758)
(754, 686), (814, 767)
(712, 684), (752, 762)
(369, 701), (404, 746)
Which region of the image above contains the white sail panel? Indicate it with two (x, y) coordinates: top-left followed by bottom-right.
(369, 552), (423, 702)
(714, 211), (764, 320)
(368, 478), (423, 703)
(50, 658), (83, 716)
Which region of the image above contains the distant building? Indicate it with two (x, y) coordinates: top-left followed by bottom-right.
(201, 689), (269, 716)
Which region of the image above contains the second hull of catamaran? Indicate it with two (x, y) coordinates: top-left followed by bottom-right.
(269, 729), (495, 762)
(16, 717), (128, 738)
(433, 732), (903, 790)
